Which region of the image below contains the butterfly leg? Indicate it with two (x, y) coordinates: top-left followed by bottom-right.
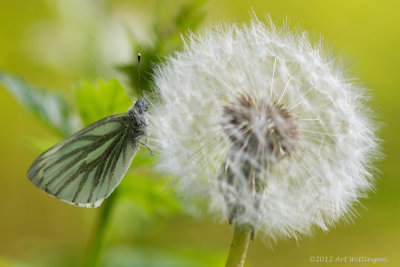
(137, 140), (154, 156)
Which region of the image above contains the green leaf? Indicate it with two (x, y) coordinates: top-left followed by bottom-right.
(0, 72), (77, 136)
(118, 0), (207, 96)
(24, 136), (63, 154)
(118, 171), (181, 218)
(175, 0), (207, 32)
(74, 78), (132, 125)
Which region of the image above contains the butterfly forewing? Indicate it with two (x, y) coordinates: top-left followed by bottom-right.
(28, 113), (140, 208)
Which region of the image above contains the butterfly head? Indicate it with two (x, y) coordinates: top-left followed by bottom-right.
(129, 97), (148, 128)
(134, 97), (148, 114)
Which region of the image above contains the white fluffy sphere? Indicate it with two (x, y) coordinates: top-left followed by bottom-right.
(147, 18), (379, 241)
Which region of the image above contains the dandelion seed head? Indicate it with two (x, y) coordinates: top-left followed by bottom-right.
(147, 17), (379, 241)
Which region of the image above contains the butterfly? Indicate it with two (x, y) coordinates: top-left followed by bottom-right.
(27, 97), (149, 208)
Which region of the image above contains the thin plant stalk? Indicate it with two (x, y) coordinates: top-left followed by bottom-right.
(225, 223), (252, 267)
(86, 189), (118, 267)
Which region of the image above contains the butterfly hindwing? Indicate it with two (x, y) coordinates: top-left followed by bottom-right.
(27, 113), (139, 208)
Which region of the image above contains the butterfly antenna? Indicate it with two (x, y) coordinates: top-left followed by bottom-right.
(137, 53), (141, 97)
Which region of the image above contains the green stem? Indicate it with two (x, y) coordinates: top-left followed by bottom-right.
(225, 223), (252, 267)
(86, 190), (118, 267)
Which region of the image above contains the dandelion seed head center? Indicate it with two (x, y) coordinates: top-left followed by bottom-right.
(222, 93), (298, 163)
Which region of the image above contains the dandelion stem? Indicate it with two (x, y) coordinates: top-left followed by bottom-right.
(225, 223), (252, 267)
(86, 189), (118, 267)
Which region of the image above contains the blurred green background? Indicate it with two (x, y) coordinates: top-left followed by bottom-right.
(0, 0), (399, 266)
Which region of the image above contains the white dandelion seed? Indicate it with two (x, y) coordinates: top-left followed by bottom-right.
(147, 17), (380, 242)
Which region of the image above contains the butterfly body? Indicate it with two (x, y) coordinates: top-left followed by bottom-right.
(28, 97), (148, 208)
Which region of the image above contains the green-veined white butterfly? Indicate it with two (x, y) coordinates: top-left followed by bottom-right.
(28, 53), (148, 208)
(27, 97), (148, 208)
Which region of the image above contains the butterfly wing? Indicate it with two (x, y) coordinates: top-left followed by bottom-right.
(28, 113), (140, 208)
